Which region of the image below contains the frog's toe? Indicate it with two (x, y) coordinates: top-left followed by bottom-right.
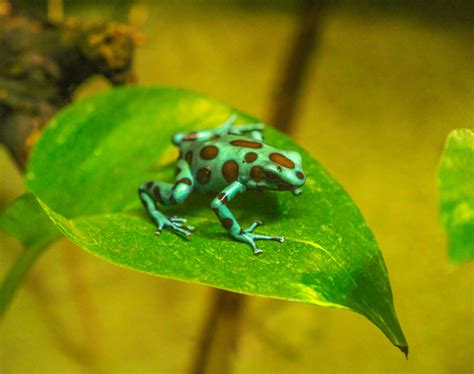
(253, 247), (263, 256)
(232, 232), (262, 255)
(174, 222), (195, 232)
(169, 223), (193, 238)
(247, 237), (263, 256)
(253, 234), (285, 243)
(244, 220), (263, 234)
(292, 188), (302, 196)
(169, 216), (187, 223)
(154, 220), (166, 234)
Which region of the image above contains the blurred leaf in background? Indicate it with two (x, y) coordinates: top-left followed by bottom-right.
(438, 129), (474, 264)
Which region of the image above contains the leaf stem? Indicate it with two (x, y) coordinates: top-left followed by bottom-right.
(0, 243), (48, 319)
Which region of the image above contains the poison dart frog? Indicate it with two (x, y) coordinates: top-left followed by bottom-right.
(139, 115), (306, 255)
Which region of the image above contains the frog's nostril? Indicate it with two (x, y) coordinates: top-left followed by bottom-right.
(296, 171), (305, 180)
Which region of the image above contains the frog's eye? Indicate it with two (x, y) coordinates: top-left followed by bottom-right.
(264, 170), (278, 183)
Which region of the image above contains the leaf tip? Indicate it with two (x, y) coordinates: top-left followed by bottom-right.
(396, 344), (409, 359)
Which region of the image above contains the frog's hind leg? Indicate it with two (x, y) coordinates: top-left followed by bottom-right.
(228, 121), (265, 141)
(172, 115), (238, 145)
(139, 160), (195, 238)
(211, 181), (284, 255)
(172, 114), (265, 144)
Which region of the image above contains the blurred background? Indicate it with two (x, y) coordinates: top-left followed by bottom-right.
(0, 0), (473, 372)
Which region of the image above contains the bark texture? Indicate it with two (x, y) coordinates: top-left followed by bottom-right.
(0, 1), (140, 166)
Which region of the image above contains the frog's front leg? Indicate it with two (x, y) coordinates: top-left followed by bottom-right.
(210, 181), (284, 255)
(139, 159), (195, 238)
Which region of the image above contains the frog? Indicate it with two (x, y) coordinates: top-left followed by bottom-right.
(138, 114), (306, 255)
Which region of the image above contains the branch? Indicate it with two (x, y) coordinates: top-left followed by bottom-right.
(189, 1), (327, 372)
(270, 0), (327, 133)
(0, 1), (139, 167)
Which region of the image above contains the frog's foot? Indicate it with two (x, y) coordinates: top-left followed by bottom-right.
(235, 221), (285, 255)
(154, 214), (194, 239)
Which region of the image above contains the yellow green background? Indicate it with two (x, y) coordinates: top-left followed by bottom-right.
(1, 1), (473, 372)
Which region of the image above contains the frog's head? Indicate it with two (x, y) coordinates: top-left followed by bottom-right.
(255, 150), (306, 193)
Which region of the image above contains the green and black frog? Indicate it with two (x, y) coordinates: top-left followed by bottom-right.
(139, 115), (306, 255)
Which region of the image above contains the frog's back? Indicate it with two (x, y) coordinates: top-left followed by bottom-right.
(179, 134), (269, 193)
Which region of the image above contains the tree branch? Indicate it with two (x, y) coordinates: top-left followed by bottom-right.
(189, 1), (327, 372)
(270, 0), (327, 133)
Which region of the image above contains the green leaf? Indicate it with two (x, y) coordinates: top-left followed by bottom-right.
(438, 129), (474, 264)
(4, 86), (407, 353)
